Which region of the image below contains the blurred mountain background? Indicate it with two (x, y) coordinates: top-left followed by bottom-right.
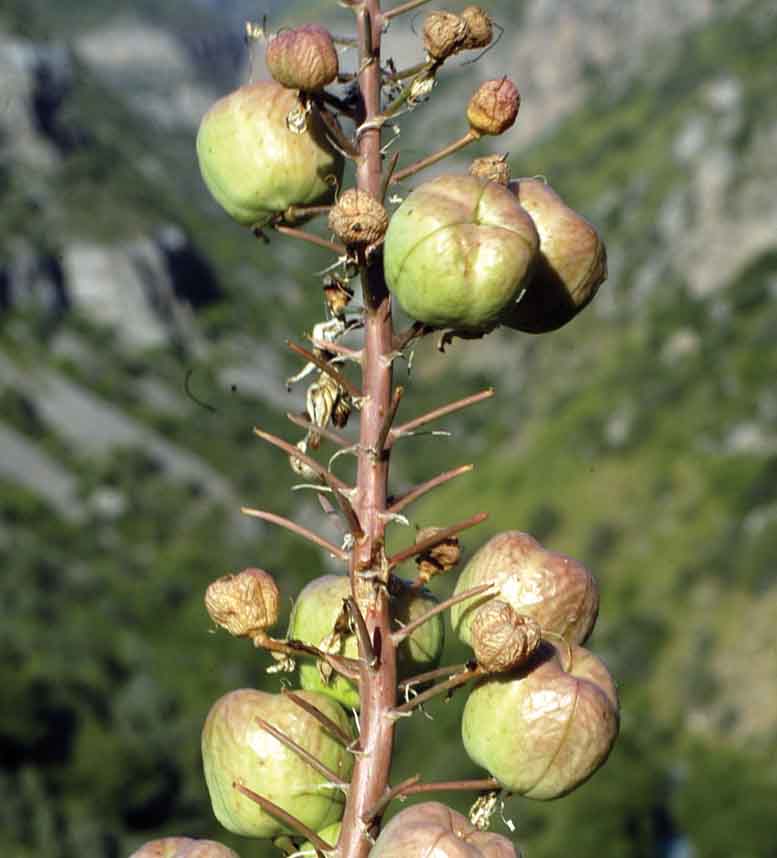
(1, 0), (776, 856)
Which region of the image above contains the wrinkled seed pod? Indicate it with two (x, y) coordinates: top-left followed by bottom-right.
(328, 189), (389, 246)
(469, 154), (511, 185)
(451, 531), (599, 646)
(461, 6), (494, 49)
(129, 837), (240, 858)
(462, 642), (619, 799)
(471, 600), (542, 672)
(205, 568), (280, 640)
(370, 801), (520, 858)
(266, 25), (339, 92)
(423, 11), (468, 60)
(467, 78), (520, 136)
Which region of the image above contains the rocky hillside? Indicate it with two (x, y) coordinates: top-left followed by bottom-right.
(2, 2), (776, 858)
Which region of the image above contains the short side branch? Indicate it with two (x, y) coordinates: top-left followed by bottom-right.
(387, 512), (488, 569)
(391, 582), (496, 646)
(389, 388), (495, 445)
(282, 688), (356, 747)
(241, 506), (350, 561)
(388, 464), (474, 515)
(253, 427), (352, 492)
(287, 340), (363, 400)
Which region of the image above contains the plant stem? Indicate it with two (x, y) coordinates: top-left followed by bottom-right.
(389, 387), (495, 443)
(241, 506), (350, 561)
(282, 689), (356, 747)
(337, 4), (399, 858)
(381, 0), (435, 22)
(287, 340), (364, 399)
(252, 427), (352, 492)
(234, 783), (333, 851)
(390, 129), (480, 184)
(391, 582), (496, 646)
(387, 512), (488, 569)
(387, 463), (474, 514)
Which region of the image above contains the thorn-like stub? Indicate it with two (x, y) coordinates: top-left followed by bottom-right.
(469, 153), (511, 186)
(266, 25), (339, 92)
(422, 10), (468, 60)
(467, 78), (520, 136)
(205, 568), (281, 640)
(328, 189), (389, 247)
(461, 6), (494, 50)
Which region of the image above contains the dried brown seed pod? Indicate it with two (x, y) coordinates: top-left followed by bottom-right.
(423, 11), (468, 60)
(469, 154), (511, 185)
(470, 600), (541, 672)
(461, 6), (494, 50)
(467, 78), (520, 136)
(328, 189), (389, 246)
(129, 838), (239, 858)
(462, 642), (619, 799)
(414, 526), (461, 582)
(451, 531), (599, 646)
(266, 25), (339, 92)
(205, 568), (280, 641)
(370, 801), (520, 858)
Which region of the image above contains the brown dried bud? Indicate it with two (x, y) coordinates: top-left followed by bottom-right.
(470, 600), (541, 672)
(461, 6), (494, 49)
(129, 838), (239, 858)
(423, 11), (468, 60)
(469, 154), (511, 185)
(467, 78), (520, 136)
(328, 189), (389, 246)
(266, 25), (339, 92)
(370, 802), (520, 858)
(205, 568), (280, 640)
(331, 394), (352, 428)
(414, 527), (461, 581)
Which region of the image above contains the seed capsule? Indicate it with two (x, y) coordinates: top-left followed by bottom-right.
(423, 11), (468, 60)
(461, 6), (494, 50)
(462, 642), (619, 799)
(467, 78), (520, 136)
(470, 600), (542, 673)
(266, 25), (339, 92)
(129, 839), (240, 858)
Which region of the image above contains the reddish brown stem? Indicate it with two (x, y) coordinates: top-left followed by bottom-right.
(376, 386), (404, 456)
(381, 0), (435, 21)
(388, 463), (474, 514)
(282, 689), (356, 747)
(321, 472), (365, 541)
(387, 512), (488, 570)
(253, 427), (351, 492)
(403, 778), (501, 796)
(390, 130), (480, 184)
(234, 783), (333, 851)
(345, 597), (377, 667)
(398, 662), (471, 690)
(361, 774), (422, 822)
(273, 224), (347, 256)
(287, 340), (363, 400)
(254, 715), (350, 789)
(391, 582), (496, 646)
(337, 4), (400, 858)
(241, 506), (349, 561)
(391, 664), (486, 717)
(258, 634), (362, 681)
(389, 388), (495, 444)
(286, 411), (351, 449)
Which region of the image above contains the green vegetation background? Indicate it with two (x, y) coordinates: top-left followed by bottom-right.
(2, 1), (776, 857)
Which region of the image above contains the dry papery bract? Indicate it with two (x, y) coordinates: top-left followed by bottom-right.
(470, 599), (542, 673)
(205, 568), (280, 641)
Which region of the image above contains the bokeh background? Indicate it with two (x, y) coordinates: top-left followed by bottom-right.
(2, 1), (776, 856)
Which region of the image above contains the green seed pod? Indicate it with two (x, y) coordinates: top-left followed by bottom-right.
(462, 642), (619, 799)
(369, 802), (520, 858)
(288, 575), (444, 709)
(501, 178), (607, 332)
(196, 81), (344, 228)
(129, 839), (240, 858)
(201, 689), (354, 839)
(384, 174), (538, 331)
(451, 531), (599, 647)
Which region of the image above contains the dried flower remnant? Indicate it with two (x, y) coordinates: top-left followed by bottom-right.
(423, 11), (468, 61)
(328, 189), (389, 247)
(469, 154), (511, 185)
(205, 568), (280, 643)
(414, 526), (461, 582)
(460, 6), (494, 50)
(470, 599), (541, 673)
